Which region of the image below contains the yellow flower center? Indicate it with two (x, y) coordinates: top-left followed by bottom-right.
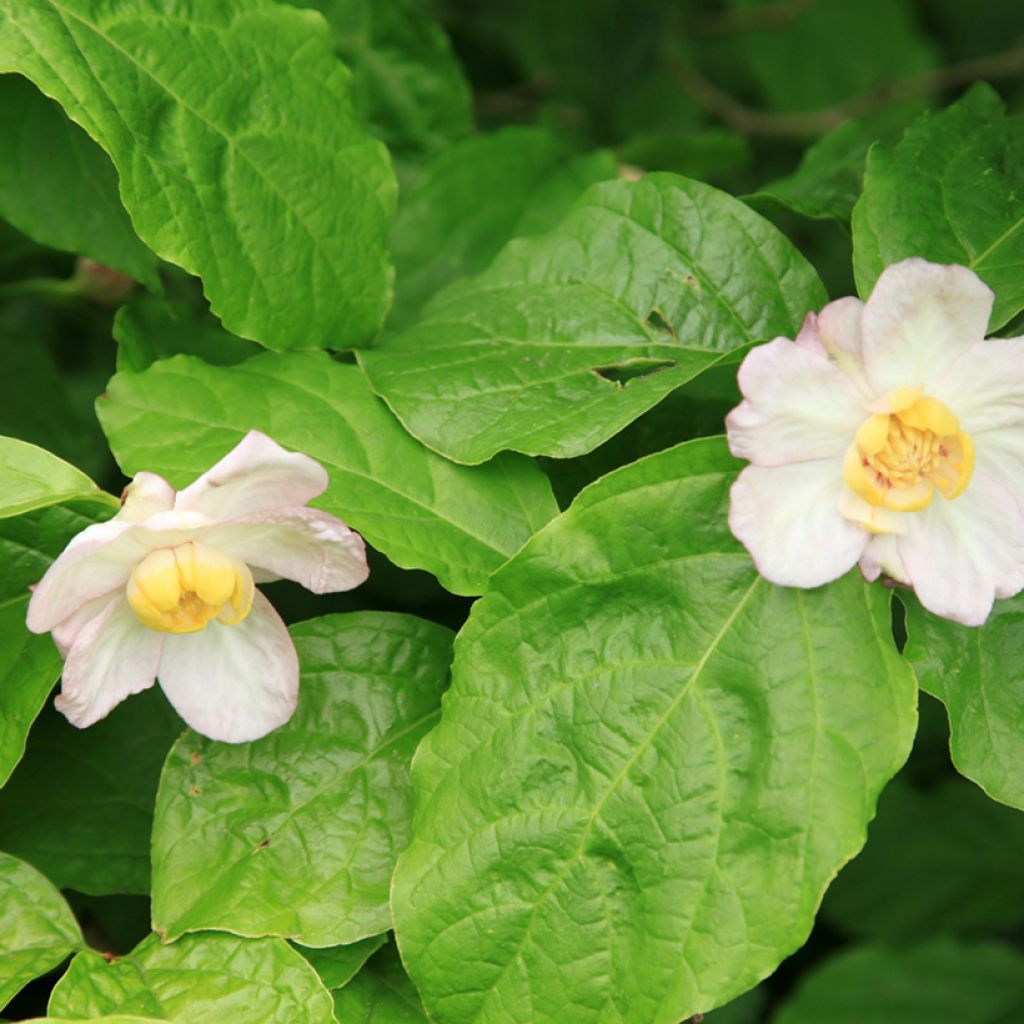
(843, 395), (974, 515)
(126, 541), (254, 634)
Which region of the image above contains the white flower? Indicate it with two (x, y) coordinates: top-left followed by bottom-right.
(27, 431), (368, 741)
(726, 258), (1024, 627)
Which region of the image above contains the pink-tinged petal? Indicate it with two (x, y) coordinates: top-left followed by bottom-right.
(968, 426), (1024, 519)
(55, 598), (163, 728)
(52, 593), (118, 658)
(933, 337), (1024, 435)
(116, 472), (176, 522)
(896, 469), (1024, 626)
(817, 296), (865, 360)
(203, 507), (368, 594)
(157, 591), (298, 743)
(862, 259), (993, 395)
(859, 534), (909, 585)
(175, 431), (328, 521)
(27, 515), (211, 635)
(795, 311), (827, 356)
(729, 460), (868, 587)
(727, 338), (865, 466)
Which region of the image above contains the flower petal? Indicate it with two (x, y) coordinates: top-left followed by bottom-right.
(859, 534), (909, 585)
(729, 460), (868, 587)
(117, 471), (176, 522)
(51, 593), (118, 658)
(55, 597), (163, 728)
(862, 258), (993, 395)
(933, 337), (1024, 436)
(896, 469), (1024, 626)
(727, 338), (865, 466)
(202, 507), (368, 594)
(157, 590), (298, 742)
(817, 296), (865, 361)
(175, 431), (328, 521)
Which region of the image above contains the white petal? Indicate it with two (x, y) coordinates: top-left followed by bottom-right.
(729, 461), (868, 587)
(157, 591), (298, 743)
(896, 469), (1024, 626)
(933, 337), (1024, 435)
(116, 472), (176, 522)
(203, 507), (368, 594)
(55, 598), (163, 728)
(727, 338), (865, 466)
(175, 431), (328, 521)
(862, 258), (993, 394)
(974, 424), (1024, 510)
(817, 296), (865, 361)
(51, 593), (118, 658)
(859, 534), (909, 585)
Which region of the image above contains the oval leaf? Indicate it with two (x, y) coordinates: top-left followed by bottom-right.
(392, 437), (917, 1024)
(0, 437), (115, 519)
(152, 612), (452, 946)
(297, 934), (388, 991)
(332, 945), (428, 1023)
(360, 173), (826, 464)
(97, 352), (558, 596)
(0, 0), (396, 350)
(48, 933), (335, 1024)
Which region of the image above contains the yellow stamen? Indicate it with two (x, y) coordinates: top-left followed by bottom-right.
(842, 395), (973, 517)
(127, 542), (254, 634)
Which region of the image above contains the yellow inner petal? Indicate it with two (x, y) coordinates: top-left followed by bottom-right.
(842, 396), (973, 515)
(127, 541), (254, 634)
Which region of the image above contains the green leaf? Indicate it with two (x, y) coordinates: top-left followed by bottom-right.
(332, 944), (427, 1023)
(22, 1018), (167, 1023)
(392, 437), (917, 1024)
(293, 0), (472, 155)
(0, 687), (183, 895)
(386, 127), (618, 331)
(853, 83), (1024, 330)
(822, 777), (1024, 939)
(48, 933), (335, 1024)
(297, 934), (387, 990)
(97, 352), (558, 596)
(0, 0), (395, 350)
(0, 75), (157, 287)
(903, 592), (1024, 810)
(360, 173), (827, 464)
(114, 294), (258, 374)
(0, 850), (83, 1011)
(152, 612), (452, 946)
(0, 437), (116, 519)
(0, 501), (112, 787)
(771, 940), (1024, 1024)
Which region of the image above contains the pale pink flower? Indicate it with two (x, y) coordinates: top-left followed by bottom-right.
(27, 431), (368, 741)
(726, 258), (1024, 627)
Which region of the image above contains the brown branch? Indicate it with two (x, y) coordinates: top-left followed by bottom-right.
(667, 43), (1024, 139)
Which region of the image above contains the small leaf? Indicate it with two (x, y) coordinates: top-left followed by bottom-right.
(772, 939), (1024, 1023)
(903, 592), (1024, 810)
(0, 437), (116, 519)
(392, 437), (917, 1024)
(0, 75), (157, 287)
(853, 83), (1024, 329)
(332, 944), (428, 1023)
(0, 850), (83, 1011)
(0, 0), (396, 350)
(152, 613), (452, 946)
(297, 934), (388, 990)
(98, 352), (558, 596)
(48, 933), (335, 1024)
(360, 173), (826, 464)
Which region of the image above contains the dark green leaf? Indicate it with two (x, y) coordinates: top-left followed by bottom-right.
(297, 934), (387, 990)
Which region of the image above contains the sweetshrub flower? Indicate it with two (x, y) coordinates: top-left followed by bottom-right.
(27, 431), (368, 741)
(727, 258), (1024, 626)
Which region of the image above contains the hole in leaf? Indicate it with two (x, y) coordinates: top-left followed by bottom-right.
(645, 308), (676, 338)
(592, 358), (678, 386)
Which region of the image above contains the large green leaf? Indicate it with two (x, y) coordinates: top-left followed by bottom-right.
(97, 352), (558, 596)
(359, 173), (827, 464)
(821, 778), (1024, 939)
(0, 501), (112, 787)
(0, 850), (83, 1011)
(152, 613), (452, 946)
(21, 1018), (166, 1023)
(0, 687), (183, 895)
(332, 944), (427, 1023)
(297, 934), (387, 990)
(853, 84), (1024, 330)
(386, 127), (618, 330)
(771, 940), (1024, 1024)
(294, 0), (471, 155)
(0, 74), (156, 286)
(48, 933), (335, 1024)
(0, 437), (116, 519)
(903, 592), (1024, 810)
(392, 437), (917, 1024)
(0, 0), (395, 350)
